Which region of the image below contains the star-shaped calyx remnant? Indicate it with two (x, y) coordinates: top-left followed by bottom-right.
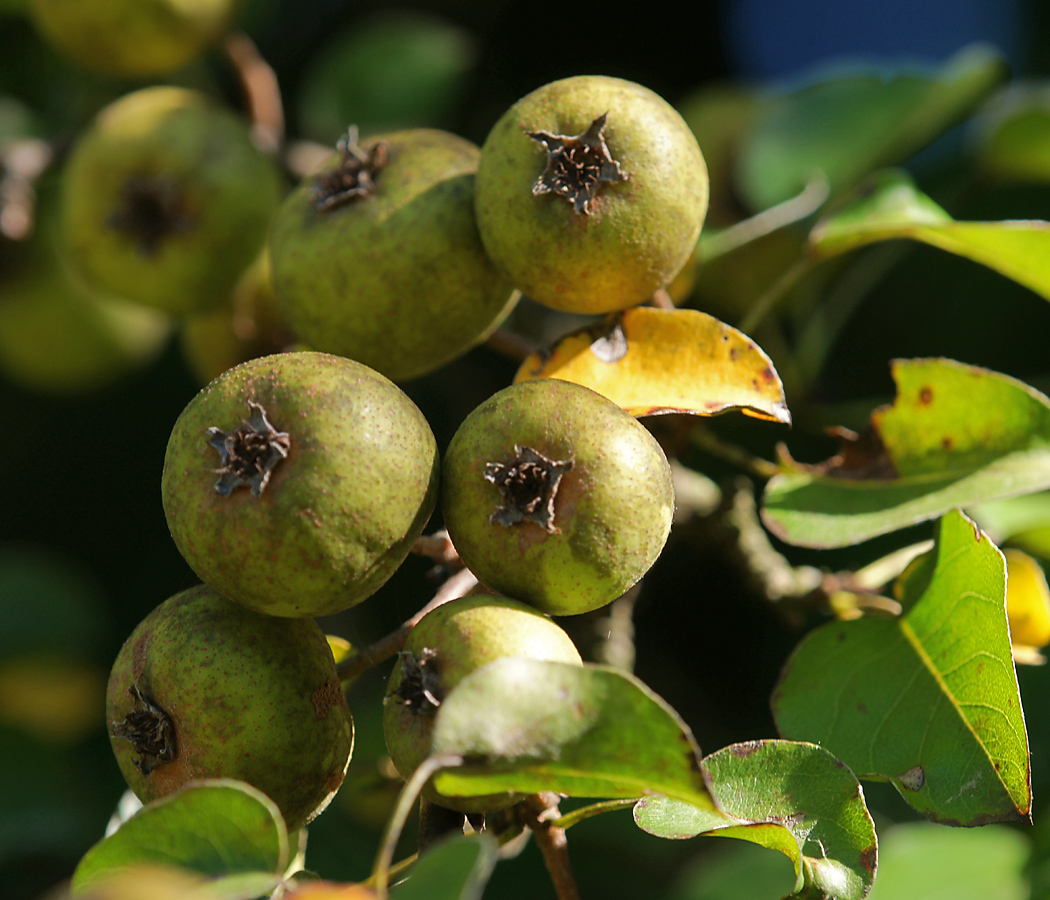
(312, 125), (389, 212)
(484, 445), (575, 533)
(108, 173), (194, 256)
(110, 679), (176, 775)
(527, 112), (629, 215)
(389, 648), (443, 716)
(207, 401), (291, 497)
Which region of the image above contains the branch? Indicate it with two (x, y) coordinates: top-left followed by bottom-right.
(336, 566), (478, 683)
(521, 793), (580, 900)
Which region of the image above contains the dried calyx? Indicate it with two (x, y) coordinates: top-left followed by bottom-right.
(312, 125), (389, 212)
(484, 445), (574, 532)
(108, 174), (193, 255)
(527, 113), (628, 215)
(110, 680), (176, 775)
(391, 648), (442, 715)
(207, 401), (291, 497)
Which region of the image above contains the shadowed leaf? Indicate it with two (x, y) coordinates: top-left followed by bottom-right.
(430, 659), (715, 810)
(772, 510), (1031, 825)
(71, 780), (288, 897)
(392, 834), (497, 900)
(515, 307), (790, 423)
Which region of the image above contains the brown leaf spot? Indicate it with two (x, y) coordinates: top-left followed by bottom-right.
(919, 386), (934, 405)
(898, 765), (925, 791)
(856, 702), (868, 714)
(860, 843), (877, 874)
(729, 740), (763, 758)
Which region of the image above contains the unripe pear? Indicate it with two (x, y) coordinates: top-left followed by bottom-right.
(382, 594), (582, 812)
(29, 0), (235, 77)
(269, 127), (518, 382)
(61, 86), (284, 315)
(474, 75), (708, 314)
(106, 585), (354, 831)
(442, 379), (674, 615)
(161, 351), (439, 617)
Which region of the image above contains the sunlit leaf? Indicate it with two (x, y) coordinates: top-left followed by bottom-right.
(392, 834), (497, 900)
(1004, 549), (1050, 661)
(514, 307), (790, 423)
(737, 44), (1006, 210)
(430, 659), (715, 811)
(762, 358), (1050, 548)
(865, 822), (1029, 900)
(773, 510), (1031, 825)
(636, 741), (876, 900)
(973, 82), (1050, 183)
(71, 780), (289, 897)
(809, 170), (1050, 301)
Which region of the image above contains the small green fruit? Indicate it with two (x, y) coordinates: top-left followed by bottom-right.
(442, 379), (674, 615)
(269, 127), (518, 382)
(29, 0), (235, 77)
(106, 585), (354, 831)
(62, 86), (285, 315)
(382, 594), (582, 812)
(161, 351), (439, 617)
(474, 75), (708, 314)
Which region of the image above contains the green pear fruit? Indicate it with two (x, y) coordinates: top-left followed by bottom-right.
(442, 379), (674, 615)
(61, 86), (285, 315)
(382, 594), (581, 812)
(106, 585), (354, 831)
(269, 127), (518, 382)
(161, 351), (439, 617)
(474, 75), (708, 314)
(29, 0), (235, 77)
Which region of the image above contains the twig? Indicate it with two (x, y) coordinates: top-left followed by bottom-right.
(410, 530), (461, 566)
(650, 287), (675, 310)
(336, 567), (479, 683)
(738, 256), (813, 335)
(521, 793), (580, 900)
(0, 138), (52, 240)
(484, 326), (534, 363)
(700, 174), (829, 263)
(688, 426), (781, 480)
(222, 32), (284, 156)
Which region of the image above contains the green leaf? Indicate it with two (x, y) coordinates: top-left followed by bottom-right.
(762, 358), (1050, 548)
(737, 44), (1006, 210)
(772, 510), (1031, 825)
(429, 659), (715, 811)
(636, 741), (876, 900)
(865, 822), (1029, 900)
(668, 841), (798, 900)
(71, 780), (289, 897)
(974, 82), (1050, 183)
(809, 170), (1050, 301)
(392, 834), (498, 900)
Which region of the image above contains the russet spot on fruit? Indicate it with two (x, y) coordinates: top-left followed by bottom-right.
(106, 585), (354, 831)
(442, 378), (675, 616)
(382, 594), (582, 813)
(474, 75), (709, 315)
(161, 350), (439, 617)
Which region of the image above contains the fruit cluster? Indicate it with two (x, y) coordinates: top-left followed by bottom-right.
(88, 67), (706, 828)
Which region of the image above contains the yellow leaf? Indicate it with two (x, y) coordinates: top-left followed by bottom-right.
(514, 307), (790, 423)
(1005, 548), (1050, 661)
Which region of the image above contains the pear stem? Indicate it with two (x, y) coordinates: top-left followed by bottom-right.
(336, 566), (478, 683)
(222, 32), (284, 156)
